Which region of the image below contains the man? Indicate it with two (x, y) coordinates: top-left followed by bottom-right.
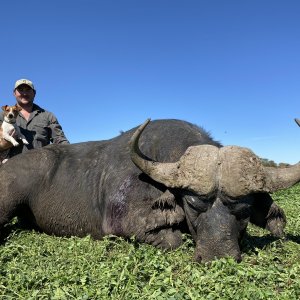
(0, 78), (69, 160)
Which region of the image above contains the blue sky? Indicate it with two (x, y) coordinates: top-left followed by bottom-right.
(1, 1), (299, 164)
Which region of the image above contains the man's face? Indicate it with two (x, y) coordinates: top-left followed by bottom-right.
(14, 84), (35, 105)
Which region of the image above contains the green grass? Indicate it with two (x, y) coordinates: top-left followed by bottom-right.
(1, 185), (300, 299)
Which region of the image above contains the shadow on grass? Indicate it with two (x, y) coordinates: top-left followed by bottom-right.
(0, 219), (41, 245)
(0, 223), (19, 245)
(284, 233), (300, 244)
(241, 232), (300, 255)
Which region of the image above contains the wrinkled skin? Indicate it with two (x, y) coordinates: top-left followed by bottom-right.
(0, 119), (286, 262)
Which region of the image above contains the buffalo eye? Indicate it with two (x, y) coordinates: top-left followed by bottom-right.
(184, 195), (208, 212)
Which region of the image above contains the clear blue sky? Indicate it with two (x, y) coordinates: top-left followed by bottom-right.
(1, 1), (299, 164)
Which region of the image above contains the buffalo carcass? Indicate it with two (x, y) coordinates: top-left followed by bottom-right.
(0, 119), (298, 262)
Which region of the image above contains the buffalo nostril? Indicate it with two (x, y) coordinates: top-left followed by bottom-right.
(236, 254), (242, 263)
(193, 251), (202, 262)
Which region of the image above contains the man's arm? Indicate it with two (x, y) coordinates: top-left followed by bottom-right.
(48, 113), (70, 144)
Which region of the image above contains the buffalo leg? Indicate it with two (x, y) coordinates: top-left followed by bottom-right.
(0, 197), (19, 239)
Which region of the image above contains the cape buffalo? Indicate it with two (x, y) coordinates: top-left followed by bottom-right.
(0, 119), (298, 262)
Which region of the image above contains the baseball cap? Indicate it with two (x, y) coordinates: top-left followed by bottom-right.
(14, 79), (35, 90)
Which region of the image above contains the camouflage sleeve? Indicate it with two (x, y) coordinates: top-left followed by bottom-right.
(48, 113), (70, 144)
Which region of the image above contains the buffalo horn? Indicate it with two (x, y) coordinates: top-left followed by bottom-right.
(129, 119), (181, 188)
(130, 119), (300, 196)
(264, 164), (300, 192)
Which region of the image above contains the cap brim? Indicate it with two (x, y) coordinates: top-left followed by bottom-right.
(15, 83), (34, 90)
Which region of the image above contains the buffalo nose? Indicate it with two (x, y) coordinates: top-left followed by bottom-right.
(235, 254), (242, 263)
(194, 248), (242, 263)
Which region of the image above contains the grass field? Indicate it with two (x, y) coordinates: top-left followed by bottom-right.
(0, 185), (299, 299)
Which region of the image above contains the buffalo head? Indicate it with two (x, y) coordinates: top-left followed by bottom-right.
(130, 119), (300, 262)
